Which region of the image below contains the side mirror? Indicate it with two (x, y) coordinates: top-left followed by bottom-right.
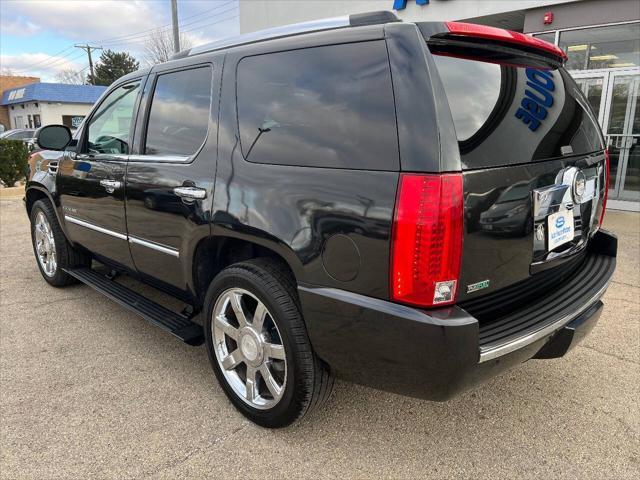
(36, 125), (72, 151)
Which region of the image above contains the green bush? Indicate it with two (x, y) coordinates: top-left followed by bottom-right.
(0, 139), (29, 187)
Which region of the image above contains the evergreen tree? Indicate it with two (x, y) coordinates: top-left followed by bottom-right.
(88, 50), (139, 86)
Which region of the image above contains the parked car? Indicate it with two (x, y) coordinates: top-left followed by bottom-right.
(24, 12), (616, 428)
(1, 128), (37, 150)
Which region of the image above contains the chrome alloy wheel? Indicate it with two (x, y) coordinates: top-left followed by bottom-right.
(34, 211), (57, 277)
(212, 288), (287, 410)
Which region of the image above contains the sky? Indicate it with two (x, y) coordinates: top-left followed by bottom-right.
(0, 0), (239, 81)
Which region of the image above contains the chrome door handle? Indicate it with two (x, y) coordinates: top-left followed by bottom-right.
(173, 186), (207, 200)
(100, 179), (122, 193)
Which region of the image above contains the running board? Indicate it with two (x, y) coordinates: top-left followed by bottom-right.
(64, 267), (204, 346)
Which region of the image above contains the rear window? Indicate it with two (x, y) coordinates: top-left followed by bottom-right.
(432, 55), (604, 169)
(236, 41), (398, 170)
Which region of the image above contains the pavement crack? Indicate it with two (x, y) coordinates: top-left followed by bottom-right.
(141, 423), (249, 479)
(1, 295), (87, 309)
(610, 280), (640, 289)
(577, 343), (639, 365)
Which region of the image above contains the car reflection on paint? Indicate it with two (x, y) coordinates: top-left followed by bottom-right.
(479, 181), (534, 236)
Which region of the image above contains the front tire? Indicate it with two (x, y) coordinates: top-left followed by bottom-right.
(204, 259), (333, 428)
(30, 199), (90, 287)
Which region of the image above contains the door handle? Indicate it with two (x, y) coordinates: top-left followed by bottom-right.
(100, 179), (122, 194)
(173, 186), (207, 200)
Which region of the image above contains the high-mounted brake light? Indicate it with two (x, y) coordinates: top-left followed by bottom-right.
(600, 149), (610, 227)
(391, 174), (464, 308)
(444, 21), (568, 61)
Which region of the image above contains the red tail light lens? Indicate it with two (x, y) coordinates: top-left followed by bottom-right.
(444, 21), (568, 61)
(391, 174), (464, 308)
(600, 149), (610, 227)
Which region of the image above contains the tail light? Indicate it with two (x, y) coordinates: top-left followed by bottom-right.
(391, 174), (464, 308)
(600, 149), (610, 227)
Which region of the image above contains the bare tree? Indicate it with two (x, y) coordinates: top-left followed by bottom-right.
(55, 68), (87, 85)
(144, 29), (193, 65)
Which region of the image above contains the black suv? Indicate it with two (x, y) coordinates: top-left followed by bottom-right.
(26, 12), (616, 428)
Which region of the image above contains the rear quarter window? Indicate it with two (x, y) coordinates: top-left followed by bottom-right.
(145, 66), (212, 156)
(236, 41), (399, 170)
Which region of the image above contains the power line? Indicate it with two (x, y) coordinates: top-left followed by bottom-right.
(93, 1), (235, 45)
(98, 4), (238, 48)
(8, 50), (88, 75)
(7, 2), (239, 75)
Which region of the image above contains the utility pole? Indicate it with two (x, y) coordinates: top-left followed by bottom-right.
(171, 0), (180, 54)
(75, 44), (102, 85)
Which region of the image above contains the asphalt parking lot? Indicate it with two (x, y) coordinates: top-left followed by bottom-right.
(1, 195), (638, 479)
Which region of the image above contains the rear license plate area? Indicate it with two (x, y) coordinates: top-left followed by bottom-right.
(547, 211), (574, 251)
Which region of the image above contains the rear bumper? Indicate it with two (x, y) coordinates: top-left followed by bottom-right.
(299, 230), (616, 401)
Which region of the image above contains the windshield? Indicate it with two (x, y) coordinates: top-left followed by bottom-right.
(431, 54), (604, 169)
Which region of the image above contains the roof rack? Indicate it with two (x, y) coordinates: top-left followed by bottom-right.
(177, 10), (400, 59)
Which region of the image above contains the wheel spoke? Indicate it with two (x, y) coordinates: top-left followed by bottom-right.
(245, 367), (258, 402)
(264, 342), (285, 360)
(221, 349), (243, 370)
(260, 364), (283, 400)
(252, 302), (268, 332)
(230, 292), (248, 327)
(214, 314), (239, 340)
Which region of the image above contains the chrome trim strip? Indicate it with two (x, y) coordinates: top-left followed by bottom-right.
(64, 215), (127, 240)
(127, 154), (191, 163)
(128, 236), (179, 258)
(478, 281), (610, 363)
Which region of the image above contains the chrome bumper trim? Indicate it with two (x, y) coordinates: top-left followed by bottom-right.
(478, 281), (610, 363)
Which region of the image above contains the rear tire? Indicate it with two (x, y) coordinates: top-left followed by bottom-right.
(30, 199), (90, 287)
(204, 258), (333, 428)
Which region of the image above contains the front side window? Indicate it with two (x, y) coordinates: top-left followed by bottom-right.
(86, 81), (140, 154)
(236, 41), (398, 170)
(144, 67), (212, 156)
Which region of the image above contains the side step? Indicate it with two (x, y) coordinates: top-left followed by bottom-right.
(64, 267), (204, 346)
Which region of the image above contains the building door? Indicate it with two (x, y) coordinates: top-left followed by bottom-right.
(603, 71), (639, 203)
(573, 69), (639, 205)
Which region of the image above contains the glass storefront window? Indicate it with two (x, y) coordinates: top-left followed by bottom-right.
(575, 77), (604, 118)
(608, 75), (639, 134)
(532, 32), (556, 46)
(559, 23), (640, 71)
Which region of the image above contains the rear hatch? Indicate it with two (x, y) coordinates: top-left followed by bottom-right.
(420, 23), (608, 314)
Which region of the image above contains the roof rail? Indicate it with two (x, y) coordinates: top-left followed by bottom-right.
(178, 10), (400, 59)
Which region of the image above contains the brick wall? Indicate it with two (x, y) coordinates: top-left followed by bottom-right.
(0, 76), (40, 130)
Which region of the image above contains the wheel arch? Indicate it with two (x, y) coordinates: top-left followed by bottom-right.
(25, 185), (72, 244)
(192, 234), (303, 304)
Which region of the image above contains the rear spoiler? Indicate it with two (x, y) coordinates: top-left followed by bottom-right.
(418, 22), (567, 69)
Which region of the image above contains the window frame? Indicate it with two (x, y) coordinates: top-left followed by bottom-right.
(132, 63), (214, 164)
(79, 77), (144, 156)
(234, 40), (400, 170)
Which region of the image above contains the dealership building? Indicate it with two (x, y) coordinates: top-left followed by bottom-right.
(239, 0), (639, 210)
(0, 82), (106, 132)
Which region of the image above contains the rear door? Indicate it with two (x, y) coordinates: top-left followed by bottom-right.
(125, 60), (219, 295)
(423, 29), (607, 305)
(58, 79), (144, 269)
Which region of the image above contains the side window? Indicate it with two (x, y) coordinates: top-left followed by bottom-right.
(144, 66), (212, 156)
(237, 41), (398, 170)
(86, 81), (140, 154)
